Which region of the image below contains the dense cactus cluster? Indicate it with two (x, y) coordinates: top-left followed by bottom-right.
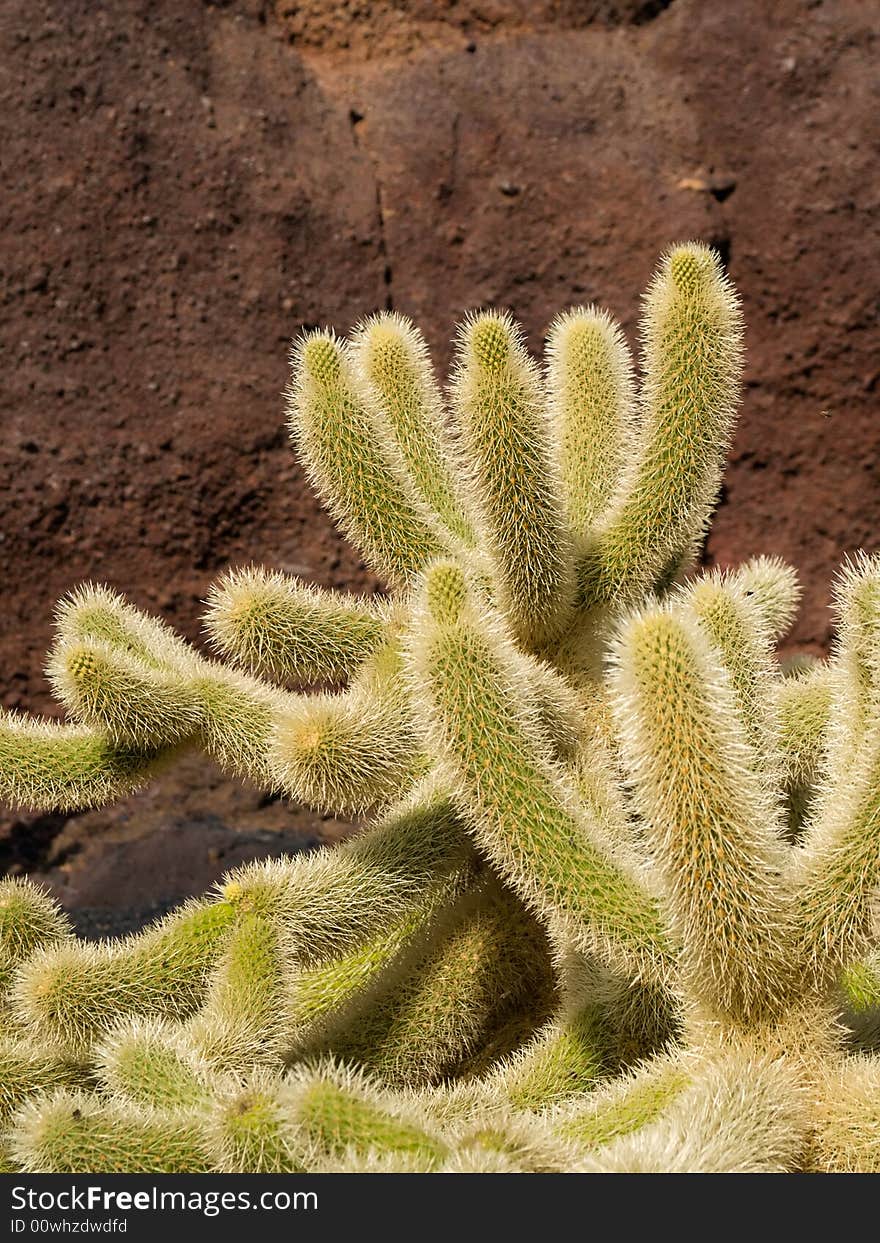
(2, 244), (879, 1172)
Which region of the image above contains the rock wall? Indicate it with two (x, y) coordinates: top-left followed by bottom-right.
(1, 0), (876, 929)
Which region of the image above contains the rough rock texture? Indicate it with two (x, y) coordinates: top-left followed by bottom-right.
(1, 0), (876, 930)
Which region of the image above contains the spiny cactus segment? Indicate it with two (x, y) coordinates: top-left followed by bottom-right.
(2, 244), (878, 1173)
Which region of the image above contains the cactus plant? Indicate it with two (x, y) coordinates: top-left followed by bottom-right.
(1, 243), (878, 1173)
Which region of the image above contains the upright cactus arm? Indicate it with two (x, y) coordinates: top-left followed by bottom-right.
(731, 555), (801, 641)
(793, 559), (880, 984)
(675, 571), (785, 796)
(350, 312), (477, 547)
(287, 332), (448, 588)
(0, 710), (170, 813)
(203, 565), (392, 685)
(449, 312), (575, 647)
(580, 243), (743, 608)
(523, 656), (587, 762)
(569, 703), (640, 861)
(610, 606), (792, 1024)
(792, 734), (880, 987)
(407, 561), (670, 985)
(819, 554), (880, 777)
(545, 306), (638, 541)
(776, 661), (833, 790)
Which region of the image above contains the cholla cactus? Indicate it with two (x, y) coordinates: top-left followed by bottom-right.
(2, 244), (878, 1173)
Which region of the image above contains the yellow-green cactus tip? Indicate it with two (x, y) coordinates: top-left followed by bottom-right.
(303, 335), (341, 385)
(627, 609), (682, 665)
(221, 881), (244, 905)
(470, 315), (511, 374)
(425, 562), (467, 627)
(367, 325), (406, 375)
(285, 720), (328, 757)
(669, 244), (716, 294)
(222, 590), (264, 631)
(66, 647), (101, 683)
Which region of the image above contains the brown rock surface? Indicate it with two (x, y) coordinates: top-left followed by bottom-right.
(1, 0), (877, 930)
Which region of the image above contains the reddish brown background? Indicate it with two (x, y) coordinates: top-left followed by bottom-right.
(1, 0), (877, 933)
